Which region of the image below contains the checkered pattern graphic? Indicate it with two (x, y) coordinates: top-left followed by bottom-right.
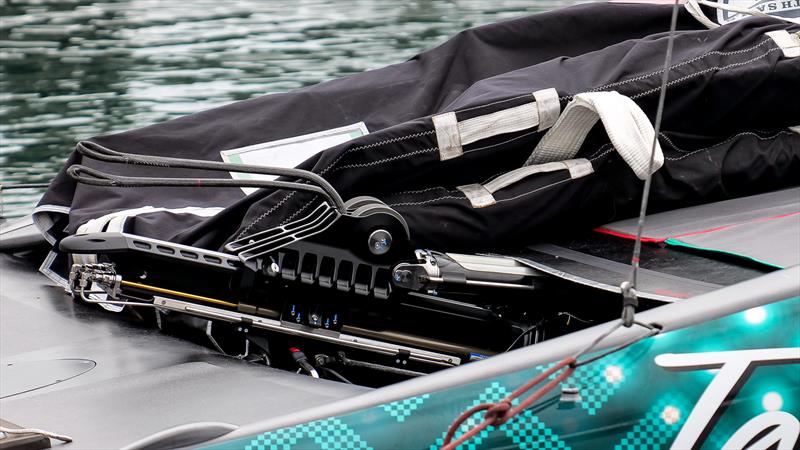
(613, 393), (691, 450)
(428, 382), (569, 450)
(381, 393), (431, 422)
(574, 351), (628, 415)
(505, 410), (569, 450)
(244, 417), (372, 450)
(539, 340), (644, 416)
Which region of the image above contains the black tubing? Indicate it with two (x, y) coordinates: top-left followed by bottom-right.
(67, 165), (333, 204)
(74, 141), (346, 212)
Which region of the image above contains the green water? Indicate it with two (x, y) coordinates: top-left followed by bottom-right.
(0, 0), (581, 218)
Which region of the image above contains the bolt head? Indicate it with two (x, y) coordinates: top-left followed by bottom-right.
(368, 229), (392, 255)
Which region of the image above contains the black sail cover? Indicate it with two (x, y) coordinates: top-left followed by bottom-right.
(35, 2), (800, 282)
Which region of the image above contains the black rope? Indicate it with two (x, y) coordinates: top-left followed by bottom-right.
(572, 323), (661, 368)
(67, 165), (332, 201)
(0, 182), (51, 189)
(321, 367), (353, 384)
(74, 141), (346, 213)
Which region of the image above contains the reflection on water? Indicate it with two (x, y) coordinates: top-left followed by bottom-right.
(1, 0), (580, 218)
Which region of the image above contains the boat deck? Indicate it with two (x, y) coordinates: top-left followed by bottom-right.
(0, 251), (368, 449)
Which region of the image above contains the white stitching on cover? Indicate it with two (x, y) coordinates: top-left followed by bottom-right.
(387, 186), (452, 197)
(494, 178), (572, 204)
(281, 198), (314, 225)
(236, 130), (435, 238)
(238, 191), (297, 237)
(323, 130), (435, 175)
(463, 128), (544, 155)
(663, 130), (794, 161)
(330, 147), (438, 172)
(237, 38), (780, 237)
(386, 195), (466, 207)
(386, 144), (617, 208)
(454, 37), (774, 111)
(632, 46), (781, 100)
(586, 38), (774, 94)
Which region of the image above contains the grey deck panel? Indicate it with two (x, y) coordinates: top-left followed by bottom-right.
(599, 187), (800, 241)
(0, 252), (368, 449)
(672, 213), (800, 268)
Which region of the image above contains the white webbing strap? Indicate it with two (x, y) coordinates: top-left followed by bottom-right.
(766, 30), (800, 58)
(432, 112), (463, 161)
(526, 91), (664, 180)
(432, 88), (561, 161)
(457, 101), (540, 147)
(456, 183), (496, 208)
(458, 158), (593, 208)
(684, 0), (720, 28)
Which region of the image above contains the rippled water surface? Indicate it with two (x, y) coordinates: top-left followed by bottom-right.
(1, 0), (582, 218)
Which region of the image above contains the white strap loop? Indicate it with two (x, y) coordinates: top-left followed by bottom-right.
(457, 183), (496, 208)
(685, 0), (720, 28)
(458, 158), (593, 208)
(766, 30), (800, 58)
(432, 88), (561, 161)
(526, 91), (664, 181)
(533, 88), (561, 130)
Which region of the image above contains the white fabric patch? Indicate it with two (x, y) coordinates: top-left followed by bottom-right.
(38, 250), (69, 289)
(533, 88), (561, 130)
(715, 0), (800, 25)
(526, 91), (663, 180)
(31, 204), (71, 245)
(456, 184), (496, 208)
(563, 158), (595, 179)
(766, 30), (800, 58)
(221, 122), (369, 195)
(432, 112), (463, 160)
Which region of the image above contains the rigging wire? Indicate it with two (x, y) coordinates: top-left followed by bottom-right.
(320, 367), (354, 384)
(622, 0), (681, 327)
(441, 321), (660, 450)
(441, 2), (681, 448)
(504, 312), (594, 352)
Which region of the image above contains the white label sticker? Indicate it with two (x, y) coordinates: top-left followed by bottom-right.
(716, 0), (800, 25)
(221, 122), (369, 195)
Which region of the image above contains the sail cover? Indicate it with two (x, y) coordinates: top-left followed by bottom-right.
(34, 2), (800, 279)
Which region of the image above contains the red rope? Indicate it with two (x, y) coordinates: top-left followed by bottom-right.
(441, 357), (576, 450)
